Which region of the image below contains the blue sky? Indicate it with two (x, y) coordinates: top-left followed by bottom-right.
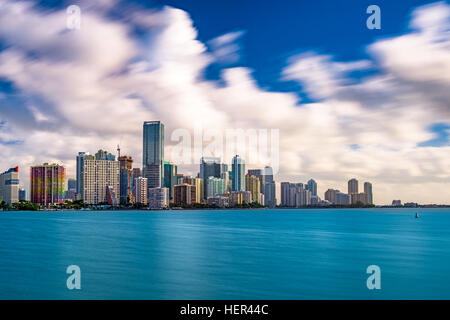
(0, 0), (449, 203)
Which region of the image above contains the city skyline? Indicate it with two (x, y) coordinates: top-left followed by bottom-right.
(0, 0), (449, 204)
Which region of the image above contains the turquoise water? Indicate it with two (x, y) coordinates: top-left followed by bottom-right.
(0, 208), (449, 299)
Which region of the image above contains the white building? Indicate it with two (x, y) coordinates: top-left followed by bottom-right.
(134, 177), (148, 205)
(81, 158), (119, 205)
(0, 167), (19, 205)
(148, 187), (169, 209)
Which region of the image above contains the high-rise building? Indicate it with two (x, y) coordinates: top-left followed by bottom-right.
(95, 149), (116, 161)
(348, 178), (358, 194)
(248, 169), (263, 193)
(163, 161), (177, 199)
(134, 177), (148, 205)
(364, 182), (373, 205)
(143, 121), (164, 188)
(281, 182), (312, 207)
(229, 191), (252, 206)
(306, 179), (318, 196)
(221, 171), (231, 193)
(192, 177), (204, 203)
(19, 188), (26, 201)
(79, 151), (119, 205)
(66, 178), (77, 201)
(206, 177), (225, 199)
(245, 174), (260, 204)
(0, 167), (19, 205)
(325, 189), (350, 205)
(76, 152), (93, 198)
(262, 166), (276, 207)
(148, 187), (168, 208)
(335, 191), (350, 205)
(324, 189), (336, 204)
(264, 182), (276, 208)
(351, 192), (368, 205)
(30, 164), (66, 206)
(200, 157), (222, 200)
(119, 156), (134, 204)
(173, 184), (196, 206)
(231, 155), (245, 191)
(132, 168), (142, 179)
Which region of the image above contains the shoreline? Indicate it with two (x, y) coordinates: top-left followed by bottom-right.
(1, 206), (449, 213)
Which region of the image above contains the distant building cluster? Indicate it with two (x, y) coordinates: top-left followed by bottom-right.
(280, 178), (373, 207)
(1, 120), (380, 209)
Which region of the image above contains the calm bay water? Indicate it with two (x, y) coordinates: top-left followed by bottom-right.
(0, 208), (449, 299)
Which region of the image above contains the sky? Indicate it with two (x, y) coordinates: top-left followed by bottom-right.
(0, 0), (449, 204)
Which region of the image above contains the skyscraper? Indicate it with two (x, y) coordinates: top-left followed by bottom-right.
(245, 174), (260, 204)
(134, 177), (148, 205)
(0, 167), (19, 205)
(19, 188), (26, 201)
(206, 177), (225, 199)
(306, 179), (317, 196)
(148, 187), (169, 208)
(200, 157), (222, 200)
(119, 156), (134, 204)
(76, 152), (93, 198)
(79, 151), (119, 204)
(348, 178), (358, 194)
(95, 149), (116, 161)
(163, 161), (177, 199)
(174, 184), (196, 206)
(262, 166), (276, 207)
(30, 164), (66, 206)
(248, 169), (263, 195)
(364, 182), (373, 205)
(231, 155), (245, 191)
(66, 178), (77, 201)
(143, 121), (164, 188)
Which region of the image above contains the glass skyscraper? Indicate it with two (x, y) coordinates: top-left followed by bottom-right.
(199, 157), (222, 200)
(143, 121), (164, 188)
(231, 155), (245, 191)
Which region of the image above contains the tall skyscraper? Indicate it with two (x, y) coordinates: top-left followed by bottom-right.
(163, 161), (177, 199)
(248, 169), (263, 195)
(306, 179), (317, 196)
(199, 157), (222, 200)
(262, 166), (276, 207)
(364, 182), (373, 205)
(134, 177), (148, 205)
(0, 167), (19, 205)
(66, 178), (77, 201)
(79, 151), (119, 204)
(245, 174), (260, 204)
(231, 155), (245, 191)
(119, 156), (134, 204)
(143, 121), (164, 188)
(76, 152), (93, 198)
(348, 178), (358, 194)
(30, 164), (66, 206)
(206, 177), (225, 199)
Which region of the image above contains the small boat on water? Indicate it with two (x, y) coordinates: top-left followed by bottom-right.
(415, 212), (419, 218)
